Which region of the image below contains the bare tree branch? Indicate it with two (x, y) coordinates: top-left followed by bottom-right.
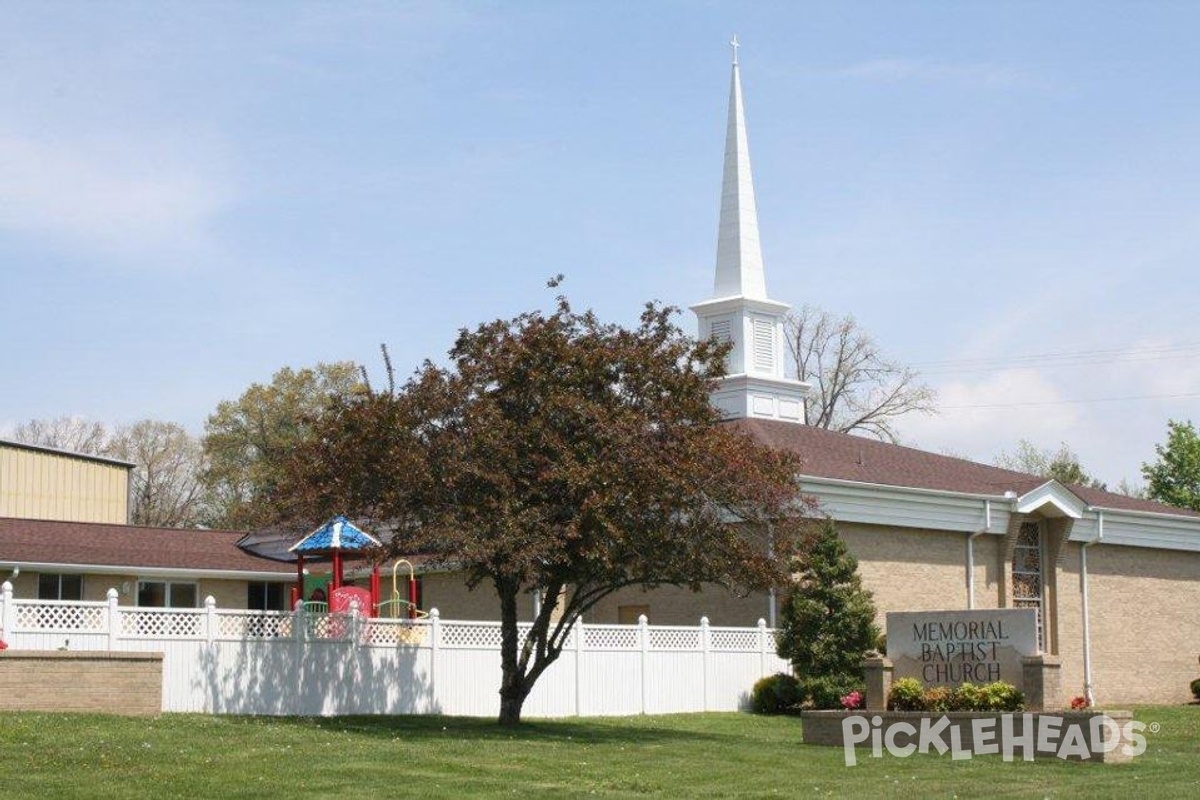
(785, 305), (935, 443)
(11, 416), (111, 454)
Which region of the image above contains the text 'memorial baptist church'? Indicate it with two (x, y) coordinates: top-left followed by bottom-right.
(691, 39), (811, 423)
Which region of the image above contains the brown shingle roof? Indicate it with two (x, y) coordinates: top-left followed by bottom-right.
(0, 517), (295, 573)
(732, 418), (1200, 518)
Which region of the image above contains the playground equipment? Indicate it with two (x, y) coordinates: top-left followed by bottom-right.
(287, 516), (385, 615)
(239, 515), (426, 621)
(376, 559), (426, 620)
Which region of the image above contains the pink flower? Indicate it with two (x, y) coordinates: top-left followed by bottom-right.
(840, 691), (863, 710)
(1069, 695), (1090, 710)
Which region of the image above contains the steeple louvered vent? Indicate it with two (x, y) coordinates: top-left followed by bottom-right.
(709, 319), (732, 343)
(752, 317), (774, 372)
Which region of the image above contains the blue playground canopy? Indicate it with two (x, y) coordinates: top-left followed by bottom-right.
(288, 515), (381, 555)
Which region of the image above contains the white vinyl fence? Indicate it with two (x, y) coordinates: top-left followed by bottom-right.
(0, 582), (788, 717)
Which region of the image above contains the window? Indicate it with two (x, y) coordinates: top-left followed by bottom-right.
(38, 573), (83, 601)
(137, 581), (198, 608)
(1012, 522), (1045, 650)
(248, 581), (287, 611)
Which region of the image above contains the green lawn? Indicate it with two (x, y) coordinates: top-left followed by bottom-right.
(1, 708), (1196, 798)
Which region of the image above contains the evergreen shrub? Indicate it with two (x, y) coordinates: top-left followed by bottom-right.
(750, 673), (801, 715)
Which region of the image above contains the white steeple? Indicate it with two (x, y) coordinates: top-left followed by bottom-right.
(713, 35), (767, 300)
(691, 39), (810, 423)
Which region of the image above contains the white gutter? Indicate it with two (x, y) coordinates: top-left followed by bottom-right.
(799, 475), (1013, 503)
(3, 560), (294, 582)
(1081, 509), (1103, 706)
(967, 500), (992, 609)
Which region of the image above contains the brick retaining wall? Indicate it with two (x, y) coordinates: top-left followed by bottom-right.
(0, 651), (162, 715)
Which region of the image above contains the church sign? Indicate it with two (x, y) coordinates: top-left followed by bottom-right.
(887, 609), (1039, 690)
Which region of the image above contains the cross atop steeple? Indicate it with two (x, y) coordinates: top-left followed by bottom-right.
(730, 34), (740, 66)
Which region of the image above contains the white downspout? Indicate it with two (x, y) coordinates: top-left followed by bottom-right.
(1081, 510), (1102, 706)
(967, 500), (991, 610)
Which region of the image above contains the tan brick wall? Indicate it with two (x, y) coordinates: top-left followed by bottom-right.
(1078, 542), (1200, 705)
(199, 578), (249, 609)
(588, 584), (770, 626)
(87, 575), (134, 602)
(0, 651), (162, 715)
(971, 533), (1006, 610)
(1054, 544), (1089, 706)
(420, 572), (525, 621)
(418, 574), (771, 627)
(8, 571), (39, 599)
(840, 523), (979, 628)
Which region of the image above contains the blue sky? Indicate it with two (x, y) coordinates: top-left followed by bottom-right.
(2, 1), (1198, 488)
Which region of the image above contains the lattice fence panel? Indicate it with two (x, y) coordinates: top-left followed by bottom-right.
(14, 602), (106, 632)
(648, 627), (700, 650)
(709, 628), (759, 651)
(363, 620), (429, 647)
(440, 623), (504, 648)
(216, 612), (292, 639)
(303, 613), (357, 641)
(120, 609), (204, 638)
(584, 626), (640, 650)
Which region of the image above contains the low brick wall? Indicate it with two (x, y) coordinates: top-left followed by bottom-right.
(801, 710), (1137, 764)
(0, 651), (163, 715)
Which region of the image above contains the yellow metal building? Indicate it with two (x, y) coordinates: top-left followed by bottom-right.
(0, 440), (132, 525)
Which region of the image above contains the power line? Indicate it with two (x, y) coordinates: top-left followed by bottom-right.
(913, 341), (1200, 368)
(940, 391), (1200, 410)
(914, 343), (1200, 376)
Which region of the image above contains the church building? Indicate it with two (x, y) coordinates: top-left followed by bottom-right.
(592, 45), (1200, 707)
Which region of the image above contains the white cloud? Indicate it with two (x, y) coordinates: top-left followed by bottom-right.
(0, 135), (229, 261)
(897, 335), (1200, 487)
(900, 368), (1080, 463)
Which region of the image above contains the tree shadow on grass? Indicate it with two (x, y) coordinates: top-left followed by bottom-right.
(258, 714), (750, 746)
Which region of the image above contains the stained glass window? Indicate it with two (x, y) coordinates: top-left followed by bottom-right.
(1012, 521), (1045, 650)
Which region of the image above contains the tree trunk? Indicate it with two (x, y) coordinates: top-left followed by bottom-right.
(497, 578), (527, 727)
(499, 688), (527, 727)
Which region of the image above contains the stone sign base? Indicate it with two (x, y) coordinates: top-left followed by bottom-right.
(0, 650), (163, 715)
(861, 655), (1063, 711)
(801, 710), (1137, 764)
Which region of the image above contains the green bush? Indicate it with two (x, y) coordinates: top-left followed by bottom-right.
(889, 680), (1024, 713)
(887, 678), (926, 711)
(949, 682), (1024, 712)
(978, 681), (1024, 712)
(750, 673), (801, 714)
(1189, 678), (1200, 702)
(798, 674), (865, 710)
